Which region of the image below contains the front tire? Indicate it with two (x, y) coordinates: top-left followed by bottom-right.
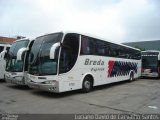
(82, 76), (93, 93)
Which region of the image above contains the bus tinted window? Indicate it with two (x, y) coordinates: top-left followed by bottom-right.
(96, 40), (105, 56)
(81, 36), (96, 55)
(131, 50), (141, 60)
(0, 46), (4, 53)
(109, 43), (120, 57)
(59, 33), (79, 73)
(81, 35), (141, 60)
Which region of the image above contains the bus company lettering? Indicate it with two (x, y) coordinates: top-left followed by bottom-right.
(84, 59), (104, 65)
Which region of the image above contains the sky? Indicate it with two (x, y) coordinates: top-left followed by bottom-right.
(0, 0), (160, 43)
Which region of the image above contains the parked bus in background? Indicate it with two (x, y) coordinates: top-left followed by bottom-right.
(0, 44), (10, 80)
(27, 32), (141, 93)
(5, 39), (34, 85)
(142, 50), (160, 78)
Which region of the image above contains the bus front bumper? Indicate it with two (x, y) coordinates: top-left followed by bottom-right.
(5, 76), (26, 85)
(141, 72), (159, 78)
(27, 80), (59, 93)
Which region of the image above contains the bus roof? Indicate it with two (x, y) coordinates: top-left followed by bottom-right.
(64, 31), (141, 51)
(36, 31), (141, 51)
(142, 50), (160, 53)
(15, 38), (34, 42)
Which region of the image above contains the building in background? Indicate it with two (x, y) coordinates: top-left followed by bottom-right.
(123, 40), (160, 51)
(0, 36), (16, 44)
(0, 36), (26, 44)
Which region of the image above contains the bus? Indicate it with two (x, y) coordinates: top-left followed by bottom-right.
(5, 38), (34, 85)
(0, 44), (10, 80)
(142, 50), (160, 78)
(27, 32), (141, 93)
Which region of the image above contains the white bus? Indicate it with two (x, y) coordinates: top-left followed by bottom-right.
(27, 32), (141, 93)
(142, 50), (160, 78)
(5, 38), (34, 85)
(0, 44), (10, 80)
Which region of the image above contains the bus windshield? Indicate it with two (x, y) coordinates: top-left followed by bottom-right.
(29, 33), (63, 75)
(6, 40), (29, 72)
(142, 56), (158, 69)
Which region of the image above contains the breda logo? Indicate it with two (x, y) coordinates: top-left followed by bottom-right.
(84, 58), (104, 65)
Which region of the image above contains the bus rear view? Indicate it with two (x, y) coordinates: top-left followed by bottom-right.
(142, 50), (160, 78)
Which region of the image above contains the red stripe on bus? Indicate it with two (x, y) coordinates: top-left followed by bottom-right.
(108, 61), (115, 77)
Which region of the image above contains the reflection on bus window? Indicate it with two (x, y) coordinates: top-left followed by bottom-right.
(59, 33), (79, 74)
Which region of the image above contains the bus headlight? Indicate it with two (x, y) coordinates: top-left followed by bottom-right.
(43, 80), (57, 85)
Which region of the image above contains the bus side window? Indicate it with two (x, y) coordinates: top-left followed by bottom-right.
(0, 46), (4, 53)
(59, 34), (79, 74)
(129, 50), (141, 60)
(134, 52), (141, 60)
(96, 40), (105, 56)
(81, 36), (97, 55)
(81, 36), (90, 54)
(25, 41), (34, 71)
(109, 43), (119, 57)
(4, 47), (10, 59)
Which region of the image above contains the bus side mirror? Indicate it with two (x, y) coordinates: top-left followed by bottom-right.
(50, 42), (60, 59)
(17, 48), (28, 61)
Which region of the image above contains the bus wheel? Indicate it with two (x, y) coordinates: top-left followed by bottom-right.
(129, 72), (134, 81)
(82, 76), (93, 93)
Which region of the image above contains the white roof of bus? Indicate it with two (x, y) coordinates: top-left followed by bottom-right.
(66, 31), (141, 51)
(14, 38), (34, 42)
(37, 31), (141, 51)
(142, 50), (160, 53)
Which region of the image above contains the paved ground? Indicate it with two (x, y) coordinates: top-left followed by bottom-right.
(0, 78), (160, 114)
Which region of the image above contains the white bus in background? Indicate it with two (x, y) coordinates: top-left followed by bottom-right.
(0, 44), (10, 80)
(27, 32), (141, 93)
(5, 39), (34, 85)
(142, 50), (160, 78)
